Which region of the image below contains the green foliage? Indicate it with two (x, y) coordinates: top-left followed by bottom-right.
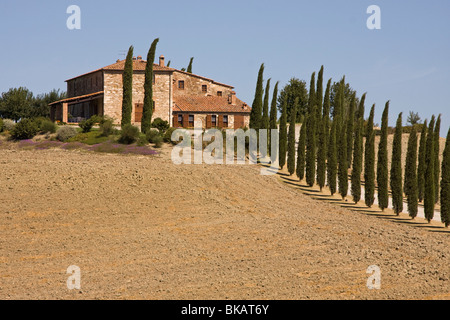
(146, 129), (162, 143)
(99, 116), (116, 137)
(142, 38), (159, 134)
(11, 119), (39, 140)
(79, 115), (101, 133)
(163, 127), (177, 144)
(316, 66), (324, 121)
(404, 126), (418, 219)
(151, 118), (169, 133)
(67, 130), (110, 145)
(0, 87), (34, 121)
(287, 99), (297, 175)
(40, 119), (57, 134)
(351, 116), (363, 204)
(417, 119), (428, 202)
(153, 135), (163, 148)
(346, 93), (356, 168)
(56, 126), (78, 142)
(316, 111), (328, 191)
(269, 81), (279, 157)
(307, 72), (316, 115)
(407, 111), (421, 126)
(424, 116), (436, 222)
(338, 116), (348, 200)
(296, 120), (307, 180)
(250, 64), (264, 130)
(305, 104), (317, 187)
(434, 114), (441, 203)
(327, 118), (338, 195)
(121, 46), (134, 127)
(364, 105), (376, 208)
(390, 113), (403, 215)
(277, 78), (308, 122)
(2, 119), (15, 131)
(187, 57), (194, 73)
(261, 79), (271, 131)
(330, 78), (359, 120)
(137, 133), (149, 146)
(377, 102), (389, 211)
(119, 124), (140, 144)
(0, 118), (3, 132)
(440, 128), (450, 227)
(278, 100), (288, 169)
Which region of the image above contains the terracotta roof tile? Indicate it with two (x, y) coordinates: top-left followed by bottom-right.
(173, 95), (251, 114)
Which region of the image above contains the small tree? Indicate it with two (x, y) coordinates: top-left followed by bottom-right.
(440, 128), (450, 227)
(390, 113), (403, 215)
(417, 119), (428, 202)
(364, 105), (376, 208)
(377, 102), (389, 211)
(305, 105), (317, 187)
(338, 116), (348, 200)
(407, 111), (421, 126)
(142, 38), (159, 134)
(327, 117), (338, 195)
(250, 64), (264, 130)
(346, 93), (356, 169)
(405, 126), (418, 219)
(287, 99), (298, 175)
(434, 114), (441, 203)
(351, 115), (363, 204)
(424, 116), (436, 222)
(187, 57), (194, 73)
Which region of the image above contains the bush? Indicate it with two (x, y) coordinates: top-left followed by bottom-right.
(11, 119), (39, 140)
(137, 134), (149, 146)
(153, 135), (163, 148)
(99, 116), (116, 136)
(119, 124), (140, 144)
(79, 115), (101, 133)
(151, 118), (169, 133)
(163, 127), (177, 144)
(146, 129), (161, 143)
(40, 119), (57, 134)
(0, 118), (3, 132)
(56, 126), (78, 142)
(3, 119), (16, 132)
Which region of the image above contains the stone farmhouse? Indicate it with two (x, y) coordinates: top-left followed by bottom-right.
(50, 55), (251, 129)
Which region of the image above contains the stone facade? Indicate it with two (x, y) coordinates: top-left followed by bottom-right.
(172, 70), (234, 99)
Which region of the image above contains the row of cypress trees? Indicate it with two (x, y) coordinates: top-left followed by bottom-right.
(249, 64), (450, 227)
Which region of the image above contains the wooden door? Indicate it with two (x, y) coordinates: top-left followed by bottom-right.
(234, 115), (244, 129)
(135, 103), (144, 122)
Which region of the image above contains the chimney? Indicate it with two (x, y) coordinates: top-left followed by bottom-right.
(229, 91), (237, 105)
(132, 56), (137, 61)
(159, 55), (165, 67)
(137, 55), (142, 60)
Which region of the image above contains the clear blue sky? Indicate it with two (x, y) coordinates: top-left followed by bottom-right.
(0, 0), (449, 135)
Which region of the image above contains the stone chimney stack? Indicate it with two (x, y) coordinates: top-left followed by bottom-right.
(159, 55), (165, 67)
(229, 91), (237, 105)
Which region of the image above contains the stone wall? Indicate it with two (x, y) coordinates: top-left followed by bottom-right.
(103, 71), (172, 125)
(172, 70), (234, 98)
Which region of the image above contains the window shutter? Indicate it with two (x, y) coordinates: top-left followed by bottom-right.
(173, 116), (178, 128)
(183, 114), (189, 128)
(218, 115), (223, 129)
(206, 115), (212, 129)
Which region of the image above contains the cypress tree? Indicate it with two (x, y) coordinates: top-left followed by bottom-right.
(121, 45), (134, 127)
(305, 104), (317, 187)
(279, 99), (288, 169)
(364, 105), (376, 208)
(377, 101), (389, 211)
(186, 57), (194, 73)
(269, 81), (279, 157)
(424, 116), (436, 222)
(338, 115), (348, 200)
(327, 117), (338, 195)
(316, 66), (324, 127)
(440, 128), (450, 227)
(316, 79), (329, 191)
(405, 126), (419, 219)
(417, 119), (428, 202)
(351, 114), (363, 204)
(434, 115), (441, 203)
(296, 116), (307, 180)
(308, 72), (316, 115)
(262, 79), (271, 131)
(166, 61), (171, 67)
(390, 113), (404, 215)
(250, 64), (264, 130)
(323, 79), (332, 147)
(346, 93), (356, 169)
(287, 99), (298, 175)
(141, 38), (159, 134)
(357, 93), (366, 151)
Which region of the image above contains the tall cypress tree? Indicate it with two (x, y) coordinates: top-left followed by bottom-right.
(338, 116), (348, 200)
(186, 57), (194, 73)
(417, 119), (428, 202)
(323, 79), (332, 148)
(351, 114), (363, 204)
(405, 126), (418, 219)
(327, 117), (338, 195)
(390, 113), (403, 215)
(142, 38), (159, 134)
(250, 64), (264, 130)
(316, 80), (329, 191)
(377, 102), (390, 211)
(279, 99), (288, 169)
(297, 116), (307, 180)
(269, 81), (279, 157)
(121, 45), (134, 127)
(440, 128), (450, 228)
(308, 72), (316, 115)
(305, 104), (317, 187)
(346, 93), (356, 169)
(316, 66), (324, 127)
(434, 114), (441, 203)
(424, 116), (436, 222)
(287, 99), (298, 175)
(364, 105), (376, 208)
(262, 79), (271, 130)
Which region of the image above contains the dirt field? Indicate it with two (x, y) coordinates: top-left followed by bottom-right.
(0, 144), (449, 300)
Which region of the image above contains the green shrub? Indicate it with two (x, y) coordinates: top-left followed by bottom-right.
(40, 119), (57, 134)
(3, 119), (16, 132)
(11, 119), (39, 140)
(56, 126), (78, 142)
(163, 127), (177, 144)
(119, 124), (140, 144)
(151, 118), (169, 133)
(137, 134), (149, 146)
(99, 116), (116, 136)
(153, 135), (163, 148)
(0, 118), (3, 132)
(146, 129), (161, 143)
(79, 115), (101, 133)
